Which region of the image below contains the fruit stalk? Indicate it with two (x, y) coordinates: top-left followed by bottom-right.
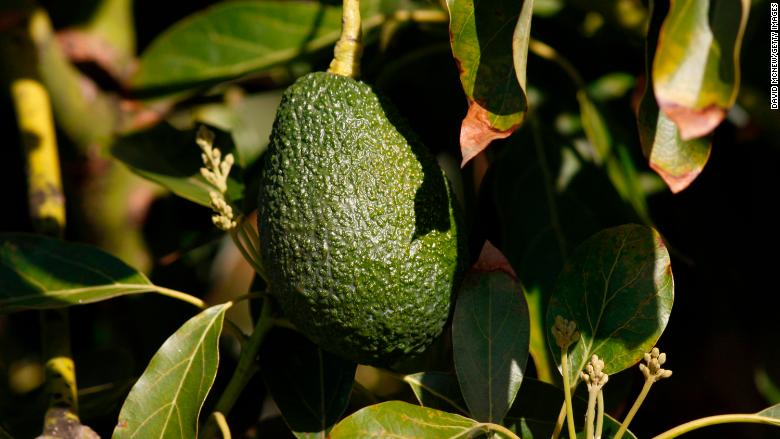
(328, 0), (362, 77)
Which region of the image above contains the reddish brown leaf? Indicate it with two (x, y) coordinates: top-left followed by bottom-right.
(472, 240), (517, 279)
(657, 101), (726, 141)
(460, 102), (516, 167)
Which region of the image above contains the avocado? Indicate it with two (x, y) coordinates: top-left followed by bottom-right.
(258, 72), (465, 366)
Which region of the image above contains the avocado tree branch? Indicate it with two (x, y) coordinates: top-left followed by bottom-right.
(28, 8), (119, 151)
(1, 9), (80, 429)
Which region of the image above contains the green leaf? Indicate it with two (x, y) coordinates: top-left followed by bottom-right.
(0, 233), (197, 313)
(759, 404), (780, 419)
(652, 0), (750, 140)
(111, 123), (244, 207)
(483, 119), (640, 381)
(586, 73), (636, 102)
(546, 224), (674, 383)
(577, 90), (611, 165)
(113, 304), (229, 439)
(453, 268), (530, 423)
(329, 401), (482, 439)
(133, 0), (390, 96)
(637, 0), (711, 193)
(404, 372), (468, 415)
(260, 328), (356, 438)
(504, 377), (637, 439)
(446, 0), (531, 164)
(755, 367), (780, 405)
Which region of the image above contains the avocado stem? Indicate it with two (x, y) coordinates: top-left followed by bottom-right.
(328, 0), (362, 77)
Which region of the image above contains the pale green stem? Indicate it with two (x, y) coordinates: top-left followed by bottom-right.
(595, 390), (604, 439)
(151, 286), (207, 309)
(561, 350), (577, 439)
(585, 388), (597, 439)
(614, 377), (654, 439)
(551, 405), (566, 439)
(229, 292), (268, 304)
(651, 414), (780, 439)
(212, 412), (232, 439)
(201, 297), (273, 438)
(466, 422), (521, 439)
(328, 0), (362, 77)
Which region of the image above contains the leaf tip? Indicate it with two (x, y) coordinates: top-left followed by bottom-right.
(472, 241), (517, 279)
(649, 146), (712, 193)
(459, 103), (517, 167)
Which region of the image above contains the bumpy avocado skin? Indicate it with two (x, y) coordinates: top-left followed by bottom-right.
(258, 72), (466, 366)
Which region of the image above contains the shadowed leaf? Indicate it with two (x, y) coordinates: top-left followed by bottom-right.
(652, 0), (750, 139)
(0, 233), (194, 313)
(453, 243), (530, 423)
(446, 0), (532, 165)
(113, 304), (228, 438)
(404, 372), (468, 415)
(260, 328), (356, 438)
(546, 224), (674, 383)
(111, 123), (244, 207)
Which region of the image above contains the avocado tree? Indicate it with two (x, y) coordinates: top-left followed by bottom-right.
(0, 0), (777, 438)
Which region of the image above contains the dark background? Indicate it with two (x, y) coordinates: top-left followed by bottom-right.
(1, 0), (777, 438)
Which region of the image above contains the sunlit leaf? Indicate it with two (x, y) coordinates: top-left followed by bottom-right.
(637, 0), (712, 193)
(453, 243), (529, 423)
(446, 0), (532, 165)
(404, 372), (468, 415)
(260, 328), (356, 438)
(0, 234), (195, 313)
(546, 224), (674, 383)
(113, 304), (229, 438)
(652, 0), (750, 140)
(111, 123), (244, 207)
(133, 0), (392, 96)
(329, 401), (485, 438)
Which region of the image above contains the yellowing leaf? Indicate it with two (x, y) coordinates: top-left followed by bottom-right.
(639, 0), (713, 192)
(652, 0), (750, 140)
(447, 0), (532, 165)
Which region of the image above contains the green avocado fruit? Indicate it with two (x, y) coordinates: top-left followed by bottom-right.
(257, 71), (466, 366)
